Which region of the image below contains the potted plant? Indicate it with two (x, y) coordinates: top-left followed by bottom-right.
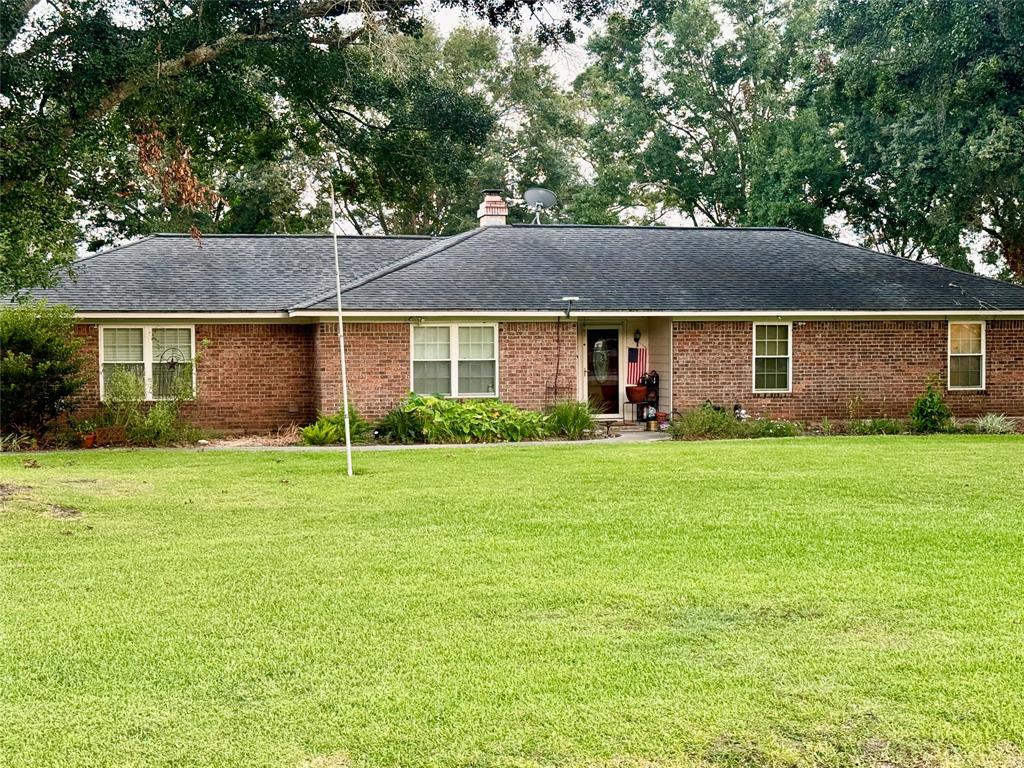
(75, 419), (97, 448)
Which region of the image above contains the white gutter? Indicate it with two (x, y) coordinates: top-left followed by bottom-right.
(73, 309), (1024, 322)
(75, 312), (293, 320)
(286, 309), (1024, 319)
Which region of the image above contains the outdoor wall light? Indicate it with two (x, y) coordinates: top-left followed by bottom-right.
(633, 328), (642, 344)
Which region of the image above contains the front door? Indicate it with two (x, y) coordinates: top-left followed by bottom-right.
(586, 328), (620, 415)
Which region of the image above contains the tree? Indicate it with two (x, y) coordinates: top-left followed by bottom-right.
(0, 301), (85, 437)
(0, 0), (606, 294)
(575, 0), (842, 232)
(314, 25), (590, 234)
(822, 0), (1024, 279)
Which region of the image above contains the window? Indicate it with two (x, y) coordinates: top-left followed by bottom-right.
(412, 326), (451, 396)
(457, 326), (497, 396)
(100, 326), (195, 400)
(753, 323), (791, 392)
(412, 324), (497, 397)
(948, 321), (985, 390)
(101, 328), (144, 394)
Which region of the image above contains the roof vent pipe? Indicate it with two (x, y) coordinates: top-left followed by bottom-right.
(477, 189), (509, 227)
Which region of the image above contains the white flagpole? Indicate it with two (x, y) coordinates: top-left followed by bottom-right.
(330, 181), (354, 477)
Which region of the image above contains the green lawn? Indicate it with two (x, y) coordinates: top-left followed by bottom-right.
(2, 438), (1023, 768)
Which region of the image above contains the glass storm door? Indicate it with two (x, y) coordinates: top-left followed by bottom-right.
(586, 328), (620, 415)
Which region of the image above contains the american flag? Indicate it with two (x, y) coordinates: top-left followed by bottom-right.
(626, 345), (648, 385)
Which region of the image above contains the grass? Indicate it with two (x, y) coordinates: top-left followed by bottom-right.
(1, 436), (1023, 768)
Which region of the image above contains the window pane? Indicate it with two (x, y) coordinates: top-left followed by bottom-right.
(458, 326), (495, 360)
(458, 360), (496, 395)
(103, 328), (143, 362)
(950, 323), (982, 355)
(950, 355), (982, 388)
(776, 329), (788, 356)
(755, 325), (788, 357)
(102, 363), (145, 400)
(153, 328), (192, 362)
(151, 328), (194, 398)
(153, 362), (193, 399)
(413, 360), (451, 395)
(413, 326), (450, 361)
(755, 357), (788, 391)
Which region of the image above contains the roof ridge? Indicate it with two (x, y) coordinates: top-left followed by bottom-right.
(788, 229), (1024, 298)
(506, 223), (791, 232)
(289, 227), (486, 311)
(149, 232), (433, 240)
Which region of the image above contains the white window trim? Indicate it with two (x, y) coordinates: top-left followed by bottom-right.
(752, 321), (793, 394)
(947, 320), (986, 391)
(98, 325), (196, 401)
(410, 323), (499, 398)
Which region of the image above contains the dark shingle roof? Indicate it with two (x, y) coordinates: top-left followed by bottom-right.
(23, 226), (1024, 313)
(300, 225), (1024, 312)
(28, 233), (432, 312)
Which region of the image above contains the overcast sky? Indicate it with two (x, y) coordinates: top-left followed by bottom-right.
(427, 1), (593, 86)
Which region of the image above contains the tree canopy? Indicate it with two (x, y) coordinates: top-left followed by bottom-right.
(822, 0), (1024, 279)
(0, 0), (603, 294)
(576, 0), (842, 234)
(3, 0), (1024, 293)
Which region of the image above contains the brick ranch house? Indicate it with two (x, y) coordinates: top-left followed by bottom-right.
(28, 195), (1024, 432)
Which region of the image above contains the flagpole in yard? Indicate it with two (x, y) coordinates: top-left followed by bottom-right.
(329, 182), (354, 477)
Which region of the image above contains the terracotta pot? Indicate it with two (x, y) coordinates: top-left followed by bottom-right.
(625, 385), (648, 404)
(81, 433), (96, 449)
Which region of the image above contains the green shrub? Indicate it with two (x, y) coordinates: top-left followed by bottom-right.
(545, 400), (598, 440)
(669, 405), (802, 440)
(98, 365), (197, 446)
(320, 406), (374, 444)
(300, 419), (341, 445)
(909, 382), (953, 433)
(668, 405), (745, 439)
(377, 406), (425, 444)
(1, 433), (37, 451)
(975, 413), (1018, 434)
(402, 394), (547, 443)
(847, 418), (905, 435)
(132, 403), (182, 444)
(0, 301), (85, 437)
(300, 407), (373, 446)
(102, 366), (146, 430)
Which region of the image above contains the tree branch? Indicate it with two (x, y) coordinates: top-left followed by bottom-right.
(73, 31), (280, 131)
(59, 0), (396, 131)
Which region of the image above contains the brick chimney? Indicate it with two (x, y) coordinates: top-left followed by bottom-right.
(476, 189), (508, 226)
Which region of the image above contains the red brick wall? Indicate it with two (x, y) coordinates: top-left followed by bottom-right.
(498, 321), (579, 410)
(673, 319), (1024, 421)
(74, 325), (100, 405)
(185, 324), (314, 430)
(72, 323), (315, 432)
(313, 322), (411, 420)
(69, 317), (1022, 434)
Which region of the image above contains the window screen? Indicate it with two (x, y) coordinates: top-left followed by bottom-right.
(949, 322), (984, 389)
(457, 326), (496, 395)
(413, 326), (452, 395)
(754, 324), (790, 391)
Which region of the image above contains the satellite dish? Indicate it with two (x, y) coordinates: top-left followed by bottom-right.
(524, 187), (557, 223)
